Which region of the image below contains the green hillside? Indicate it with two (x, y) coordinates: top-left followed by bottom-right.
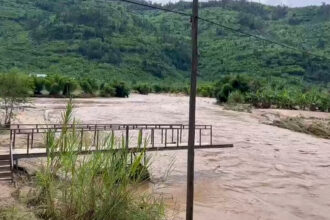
(0, 0), (330, 85)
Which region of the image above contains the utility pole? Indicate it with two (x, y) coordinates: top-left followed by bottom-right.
(186, 0), (198, 218)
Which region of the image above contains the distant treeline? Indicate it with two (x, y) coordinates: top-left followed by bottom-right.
(198, 75), (330, 112)
(0, 72), (189, 98)
(0, 72), (329, 112)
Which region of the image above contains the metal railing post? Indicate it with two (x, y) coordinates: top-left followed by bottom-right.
(165, 129), (167, 147)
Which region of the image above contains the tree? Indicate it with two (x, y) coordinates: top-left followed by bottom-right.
(32, 76), (46, 95)
(113, 82), (130, 98)
(45, 74), (64, 96)
(45, 74), (77, 96)
(319, 3), (330, 18)
(271, 6), (288, 20)
(62, 77), (78, 96)
(134, 83), (152, 95)
(0, 73), (32, 127)
(238, 13), (263, 30)
(100, 84), (116, 97)
(80, 78), (99, 95)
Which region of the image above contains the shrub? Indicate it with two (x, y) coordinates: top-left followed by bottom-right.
(216, 83), (233, 103)
(230, 75), (250, 93)
(152, 84), (162, 93)
(198, 85), (214, 97)
(0, 73), (32, 126)
(100, 84), (116, 97)
(238, 13), (263, 30)
(134, 84), (152, 95)
(80, 78), (99, 95)
(45, 75), (77, 96)
(227, 91), (245, 104)
(271, 6), (288, 20)
(113, 82), (130, 98)
(32, 76), (46, 95)
(62, 77), (78, 96)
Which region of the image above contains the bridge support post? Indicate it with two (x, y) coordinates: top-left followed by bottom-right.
(31, 129), (34, 149)
(151, 128), (155, 148)
(80, 129), (83, 150)
(27, 134), (30, 155)
(125, 125), (129, 149)
(161, 129), (163, 144)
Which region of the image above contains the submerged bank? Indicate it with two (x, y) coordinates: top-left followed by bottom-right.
(1, 94), (330, 220)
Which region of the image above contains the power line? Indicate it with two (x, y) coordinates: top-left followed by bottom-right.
(111, 0), (330, 61)
(104, 0), (192, 17)
(197, 17), (330, 61)
(6, 0), (329, 61)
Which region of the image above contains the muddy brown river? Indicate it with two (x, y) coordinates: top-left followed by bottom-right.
(13, 94), (330, 219)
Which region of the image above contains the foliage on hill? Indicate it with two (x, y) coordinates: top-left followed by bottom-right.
(0, 0), (329, 86)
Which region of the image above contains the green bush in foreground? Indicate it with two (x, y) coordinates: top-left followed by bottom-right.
(30, 101), (165, 220)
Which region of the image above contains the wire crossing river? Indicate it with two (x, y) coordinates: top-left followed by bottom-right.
(14, 94), (330, 220)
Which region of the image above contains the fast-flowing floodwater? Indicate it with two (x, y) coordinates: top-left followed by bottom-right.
(16, 94), (330, 220)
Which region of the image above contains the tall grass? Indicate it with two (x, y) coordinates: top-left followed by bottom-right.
(32, 100), (165, 219)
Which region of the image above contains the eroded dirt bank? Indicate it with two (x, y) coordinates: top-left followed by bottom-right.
(3, 94), (330, 220)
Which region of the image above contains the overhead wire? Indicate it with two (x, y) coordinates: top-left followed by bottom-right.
(107, 0), (330, 61)
(5, 0), (329, 61)
(197, 17), (330, 61)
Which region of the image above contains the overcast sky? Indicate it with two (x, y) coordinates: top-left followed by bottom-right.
(151, 0), (330, 7)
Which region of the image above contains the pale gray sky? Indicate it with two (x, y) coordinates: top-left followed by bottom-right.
(152, 0), (330, 7)
(263, 0), (330, 7)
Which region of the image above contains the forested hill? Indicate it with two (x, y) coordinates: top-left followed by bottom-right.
(0, 0), (330, 85)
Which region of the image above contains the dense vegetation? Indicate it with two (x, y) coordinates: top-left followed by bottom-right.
(1, 0), (329, 83)
(201, 74), (330, 112)
(0, 0), (329, 111)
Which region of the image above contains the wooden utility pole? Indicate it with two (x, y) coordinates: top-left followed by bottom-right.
(186, 0), (198, 219)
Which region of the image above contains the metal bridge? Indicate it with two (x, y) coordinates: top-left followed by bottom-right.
(0, 123), (233, 182)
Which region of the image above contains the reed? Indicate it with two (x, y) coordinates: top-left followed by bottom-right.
(31, 100), (165, 219)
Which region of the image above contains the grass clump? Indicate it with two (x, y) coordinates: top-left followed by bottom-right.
(28, 100), (164, 220)
(0, 206), (36, 220)
(273, 117), (330, 139)
(223, 103), (252, 113)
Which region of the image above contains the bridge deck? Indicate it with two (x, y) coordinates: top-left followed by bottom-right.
(9, 143), (233, 159)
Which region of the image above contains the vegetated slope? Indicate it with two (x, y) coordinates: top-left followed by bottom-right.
(0, 0), (190, 83)
(0, 0), (329, 85)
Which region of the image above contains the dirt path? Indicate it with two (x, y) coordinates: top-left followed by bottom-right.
(2, 94), (330, 220)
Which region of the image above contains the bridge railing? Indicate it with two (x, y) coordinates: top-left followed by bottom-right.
(5, 123), (213, 155)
